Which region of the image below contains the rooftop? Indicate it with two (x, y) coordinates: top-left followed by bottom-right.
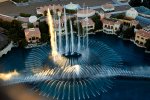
(102, 18), (122, 25)
(80, 18), (95, 27)
(101, 3), (114, 9)
(24, 28), (41, 36)
(77, 9), (96, 17)
(64, 2), (80, 10)
(77, 9), (95, 14)
(136, 26), (150, 38)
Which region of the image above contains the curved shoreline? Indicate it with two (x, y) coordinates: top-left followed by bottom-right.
(0, 41), (13, 57)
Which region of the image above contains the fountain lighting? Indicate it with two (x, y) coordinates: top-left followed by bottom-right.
(1, 5), (130, 100)
(73, 65), (80, 76)
(48, 7), (83, 59)
(3, 65), (135, 100)
(0, 70), (19, 81)
(47, 8), (58, 58)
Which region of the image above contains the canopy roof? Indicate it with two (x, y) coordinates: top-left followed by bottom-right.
(64, 2), (80, 10)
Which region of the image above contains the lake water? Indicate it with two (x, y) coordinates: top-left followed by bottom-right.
(1, 32), (150, 100)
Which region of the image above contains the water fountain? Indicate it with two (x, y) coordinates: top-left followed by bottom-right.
(1, 7), (128, 100)
(22, 8), (124, 100)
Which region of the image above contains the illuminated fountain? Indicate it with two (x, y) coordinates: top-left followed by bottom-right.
(23, 8), (124, 100)
(47, 9), (58, 58)
(47, 8), (90, 59)
(2, 7), (128, 100)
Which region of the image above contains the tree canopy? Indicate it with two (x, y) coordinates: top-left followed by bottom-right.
(145, 39), (150, 51)
(91, 14), (103, 31)
(122, 26), (135, 39)
(129, 0), (150, 9)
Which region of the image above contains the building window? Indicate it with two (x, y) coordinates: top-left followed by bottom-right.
(137, 36), (139, 38)
(136, 40), (139, 44)
(141, 37), (144, 40)
(111, 26), (113, 29)
(36, 37), (39, 40)
(140, 42), (143, 45)
(88, 26), (93, 28)
(32, 37), (36, 40)
(145, 39), (148, 41)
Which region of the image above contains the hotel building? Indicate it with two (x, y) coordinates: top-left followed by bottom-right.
(135, 26), (150, 46)
(24, 28), (41, 43)
(80, 18), (95, 32)
(101, 3), (115, 12)
(102, 18), (122, 34)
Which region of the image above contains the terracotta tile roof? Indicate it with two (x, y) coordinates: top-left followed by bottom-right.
(102, 18), (122, 25)
(80, 18), (94, 27)
(102, 3), (114, 9)
(77, 9), (95, 15)
(136, 28), (150, 38)
(24, 28), (41, 36)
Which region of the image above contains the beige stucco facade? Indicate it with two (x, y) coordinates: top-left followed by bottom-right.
(80, 18), (95, 32)
(135, 28), (150, 46)
(24, 28), (41, 43)
(102, 19), (121, 34)
(135, 26), (150, 46)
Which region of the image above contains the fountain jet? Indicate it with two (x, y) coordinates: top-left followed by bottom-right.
(58, 13), (62, 54)
(47, 8), (58, 57)
(64, 8), (69, 55)
(70, 19), (74, 54)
